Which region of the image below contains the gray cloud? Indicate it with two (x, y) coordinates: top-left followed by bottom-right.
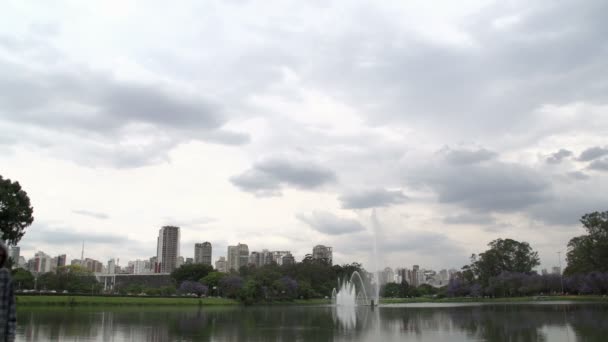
(24, 223), (127, 245)
(546, 149), (573, 164)
(72, 210), (109, 220)
(578, 146), (608, 161)
(0, 43), (249, 168)
(442, 147), (497, 165)
(414, 157), (550, 213)
(339, 188), (408, 209)
(231, 158), (336, 196)
(530, 193), (607, 226)
(567, 171), (590, 180)
(588, 158), (608, 171)
(297, 211), (366, 235)
(443, 213), (496, 225)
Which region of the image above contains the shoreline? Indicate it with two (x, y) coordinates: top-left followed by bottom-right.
(16, 295), (608, 307)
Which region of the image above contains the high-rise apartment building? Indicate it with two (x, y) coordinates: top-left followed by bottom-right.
(84, 258), (103, 273)
(9, 247), (20, 267)
(215, 256), (227, 273)
(33, 251), (53, 273)
(411, 265), (420, 287)
(195, 242), (212, 265)
(57, 254), (67, 268)
(107, 259), (116, 274)
(227, 243), (249, 272)
(312, 245), (333, 265)
(282, 253), (295, 265)
(156, 226), (180, 273)
(249, 251), (261, 267)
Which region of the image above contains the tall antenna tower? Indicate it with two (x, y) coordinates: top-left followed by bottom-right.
(81, 241), (85, 266)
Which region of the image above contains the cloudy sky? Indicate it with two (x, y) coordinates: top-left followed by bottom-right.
(1, 0), (607, 272)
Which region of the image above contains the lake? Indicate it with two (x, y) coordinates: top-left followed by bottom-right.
(16, 302), (608, 341)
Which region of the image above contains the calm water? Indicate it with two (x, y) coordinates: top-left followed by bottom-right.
(16, 302), (608, 341)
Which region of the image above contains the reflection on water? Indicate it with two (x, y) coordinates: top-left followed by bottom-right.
(16, 302), (608, 341)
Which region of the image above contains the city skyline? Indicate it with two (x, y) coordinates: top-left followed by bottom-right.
(2, 0), (607, 272)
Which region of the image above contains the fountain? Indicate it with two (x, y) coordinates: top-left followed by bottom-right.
(332, 209), (383, 307)
(332, 271), (370, 306)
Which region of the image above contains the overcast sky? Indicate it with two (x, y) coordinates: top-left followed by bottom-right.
(1, 0), (607, 272)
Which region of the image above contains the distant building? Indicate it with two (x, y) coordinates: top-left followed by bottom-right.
(177, 256), (184, 268)
(380, 267), (395, 285)
(227, 243), (249, 272)
(273, 251), (292, 266)
(17, 256), (26, 269)
(215, 256), (227, 273)
(411, 265), (420, 287)
(57, 254), (67, 268)
(132, 260), (149, 274)
(84, 258), (103, 273)
(107, 259), (116, 274)
(156, 226), (180, 273)
(249, 251), (261, 267)
(282, 253), (295, 266)
(9, 247), (20, 268)
(185, 258), (194, 265)
(33, 251), (53, 273)
(195, 242), (212, 265)
(541, 269), (548, 275)
(312, 245), (333, 265)
(552, 266), (562, 275)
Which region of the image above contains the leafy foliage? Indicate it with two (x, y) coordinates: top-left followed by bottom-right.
(565, 211), (608, 275)
(468, 238), (540, 287)
(170, 264), (213, 284)
(37, 265), (101, 293)
(12, 268), (35, 289)
(179, 280), (208, 297)
(0, 175), (34, 245)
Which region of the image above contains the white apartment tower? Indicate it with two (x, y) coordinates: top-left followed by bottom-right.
(156, 226), (180, 273)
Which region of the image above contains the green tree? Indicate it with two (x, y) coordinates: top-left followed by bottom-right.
(170, 264), (213, 284)
(0, 175), (34, 245)
(11, 268), (34, 289)
(201, 271), (226, 296)
(470, 238), (540, 287)
(381, 282), (401, 297)
(565, 211), (608, 275)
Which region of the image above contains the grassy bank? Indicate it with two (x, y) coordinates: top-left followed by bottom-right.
(380, 295), (608, 304)
(17, 295), (239, 306)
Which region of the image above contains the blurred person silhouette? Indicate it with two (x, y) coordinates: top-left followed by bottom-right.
(0, 242), (16, 342)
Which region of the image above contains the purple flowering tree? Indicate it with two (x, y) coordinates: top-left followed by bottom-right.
(179, 280), (208, 297)
(219, 275), (244, 298)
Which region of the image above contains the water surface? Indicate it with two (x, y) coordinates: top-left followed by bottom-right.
(16, 302), (608, 341)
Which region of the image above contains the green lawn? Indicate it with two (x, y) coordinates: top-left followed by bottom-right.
(17, 295), (239, 306)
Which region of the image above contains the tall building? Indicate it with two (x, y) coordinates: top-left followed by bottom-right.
(33, 251), (53, 273)
(227, 243), (249, 272)
(282, 253), (295, 266)
(195, 242), (212, 265)
(215, 256), (227, 273)
(312, 245), (333, 265)
(9, 247), (20, 267)
(107, 259), (116, 274)
(249, 251), (261, 267)
(156, 226), (180, 273)
(131, 260), (149, 274)
(57, 254), (67, 268)
(411, 265), (420, 287)
(272, 251), (291, 266)
(84, 258), (103, 273)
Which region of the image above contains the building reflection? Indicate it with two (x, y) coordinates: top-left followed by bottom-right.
(15, 303), (608, 341)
